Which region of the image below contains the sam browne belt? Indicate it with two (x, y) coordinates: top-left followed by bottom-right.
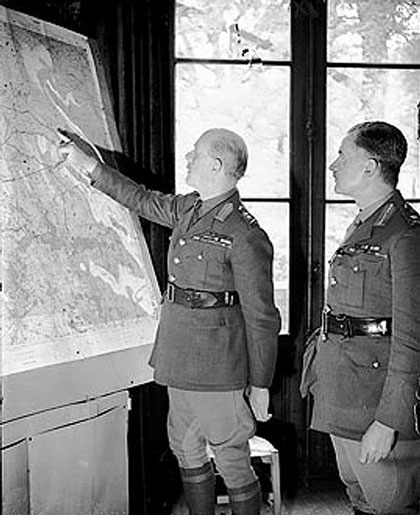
(322, 310), (392, 339)
(165, 283), (239, 309)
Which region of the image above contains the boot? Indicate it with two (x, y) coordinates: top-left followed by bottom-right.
(180, 463), (216, 515)
(228, 479), (262, 515)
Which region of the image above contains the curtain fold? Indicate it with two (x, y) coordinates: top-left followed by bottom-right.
(85, 3), (177, 515)
(85, 0), (174, 289)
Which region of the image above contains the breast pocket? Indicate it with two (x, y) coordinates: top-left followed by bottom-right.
(331, 255), (384, 308)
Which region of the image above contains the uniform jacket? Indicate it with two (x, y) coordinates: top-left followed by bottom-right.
(305, 190), (420, 440)
(91, 164), (281, 391)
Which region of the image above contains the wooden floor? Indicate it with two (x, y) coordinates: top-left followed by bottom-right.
(279, 481), (353, 515)
(172, 480), (353, 515)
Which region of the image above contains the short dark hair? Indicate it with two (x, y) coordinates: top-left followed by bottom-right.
(348, 121), (407, 187)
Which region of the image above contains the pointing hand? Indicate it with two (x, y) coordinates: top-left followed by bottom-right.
(57, 128), (100, 175)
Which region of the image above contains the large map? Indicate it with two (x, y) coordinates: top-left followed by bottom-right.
(0, 8), (161, 376)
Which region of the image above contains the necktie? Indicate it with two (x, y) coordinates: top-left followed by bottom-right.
(187, 198), (202, 229)
(343, 212), (362, 241)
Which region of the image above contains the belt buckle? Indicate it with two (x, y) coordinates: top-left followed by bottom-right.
(377, 319), (388, 336)
(186, 289), (202, 309)
(167, 283), (175, 302)
(224, 291), (236, 306)
(321, 306), (330, 340)
(336, 313), (353, 339)
(367, 319), (388, 337)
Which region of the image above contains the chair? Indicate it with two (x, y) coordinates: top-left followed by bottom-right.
(207, 435), (282, 514)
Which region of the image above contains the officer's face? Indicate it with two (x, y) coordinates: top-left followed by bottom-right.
(185, 134), (217, 191)
(329, 133), (372, 198)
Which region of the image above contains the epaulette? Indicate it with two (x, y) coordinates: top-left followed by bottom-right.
(374, 202), (397, 227)
(214, 203), (234, 222)
(401, 202), (420, 226)
(237, 204), (258, 226)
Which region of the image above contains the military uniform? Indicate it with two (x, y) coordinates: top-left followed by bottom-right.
(91, 164), (280, 390)
(302, 190), (420, 514)
(90, 163), (281, 514)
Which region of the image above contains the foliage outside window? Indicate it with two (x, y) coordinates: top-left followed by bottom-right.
(175, 0), (291, 333)
(326, 0), (420, 263)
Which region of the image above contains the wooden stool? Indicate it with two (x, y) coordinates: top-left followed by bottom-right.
(207, 435), (282, 515)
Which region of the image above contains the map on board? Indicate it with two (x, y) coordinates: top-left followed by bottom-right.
(0, 8), (161, 376)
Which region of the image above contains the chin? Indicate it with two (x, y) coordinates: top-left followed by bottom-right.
(334, 183), (344, 195)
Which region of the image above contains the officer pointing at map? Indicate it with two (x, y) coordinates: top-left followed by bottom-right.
(57, 127), (281, 515)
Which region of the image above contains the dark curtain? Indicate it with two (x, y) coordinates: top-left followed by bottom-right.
(84, 0), (175, 289)
(84, 2), (179, 514)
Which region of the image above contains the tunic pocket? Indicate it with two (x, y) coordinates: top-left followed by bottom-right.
(330, 255), (384, 308)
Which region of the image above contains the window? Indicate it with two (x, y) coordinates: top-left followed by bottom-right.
(174, 0), (420, 338)
(326, 0), (420, 264)
(175, 0), (291, 332)
(171, 0), (420, 476)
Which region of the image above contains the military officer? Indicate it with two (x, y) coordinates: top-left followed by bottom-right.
(302, 121), (420, 515)
(58, 128), (281, 515)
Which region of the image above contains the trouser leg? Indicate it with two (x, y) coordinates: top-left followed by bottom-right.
(167, 388), (260, 515)
(227, 480), (262, 515)
(331, 434), (420, 515)
(179, 463), (215, 515)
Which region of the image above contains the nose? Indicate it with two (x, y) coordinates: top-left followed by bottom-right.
(329, 158), (338, 172)
(186, 150), (193, 162)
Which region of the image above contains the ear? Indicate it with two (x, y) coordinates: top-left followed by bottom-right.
(212, 156), (223, 174)
(364, 157), (380, 177)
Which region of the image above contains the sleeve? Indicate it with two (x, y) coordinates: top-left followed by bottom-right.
(231, 227), (281, 387)
(375, 228), (420, 433)
(90, 163), (190, 229)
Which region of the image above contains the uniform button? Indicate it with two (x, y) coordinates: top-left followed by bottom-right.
(179, 238), (186, 246)
(197, 254), (203, 260)
(372, 360), (380, 369)
(353, 265), (359, 272)
(168, 274), (176, 282)
(173, 257), (181, 264)
(330, 277), (338, 286)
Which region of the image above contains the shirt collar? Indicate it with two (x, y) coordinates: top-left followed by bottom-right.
(358, 190), (395, 223)
(199, 187), (237, 217)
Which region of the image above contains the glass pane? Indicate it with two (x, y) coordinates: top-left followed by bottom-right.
(175, 0), (290, 61)
(325, 203), (359, 261)
(244, 202), (289, 334)
(325, 203), (359, 287)
(175, 64), (290, 198)
(328, 0), (420, 64)
(326, 68), (420, 199)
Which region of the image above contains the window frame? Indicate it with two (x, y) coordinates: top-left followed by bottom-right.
(174, 13), (294, 335)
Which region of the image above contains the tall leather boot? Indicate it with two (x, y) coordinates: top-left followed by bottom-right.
(180, 463), (216, 515)
(228, 479), (262, 515)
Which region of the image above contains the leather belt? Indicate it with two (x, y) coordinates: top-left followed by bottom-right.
(322, 311), (392, 339)
(166, 283), (239, 309)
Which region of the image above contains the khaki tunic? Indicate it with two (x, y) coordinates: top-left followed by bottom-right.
(306, 190), (420, 440)
(92, 164), (281, 391)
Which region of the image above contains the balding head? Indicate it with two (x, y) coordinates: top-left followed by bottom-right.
(200, 128), (248, 180)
